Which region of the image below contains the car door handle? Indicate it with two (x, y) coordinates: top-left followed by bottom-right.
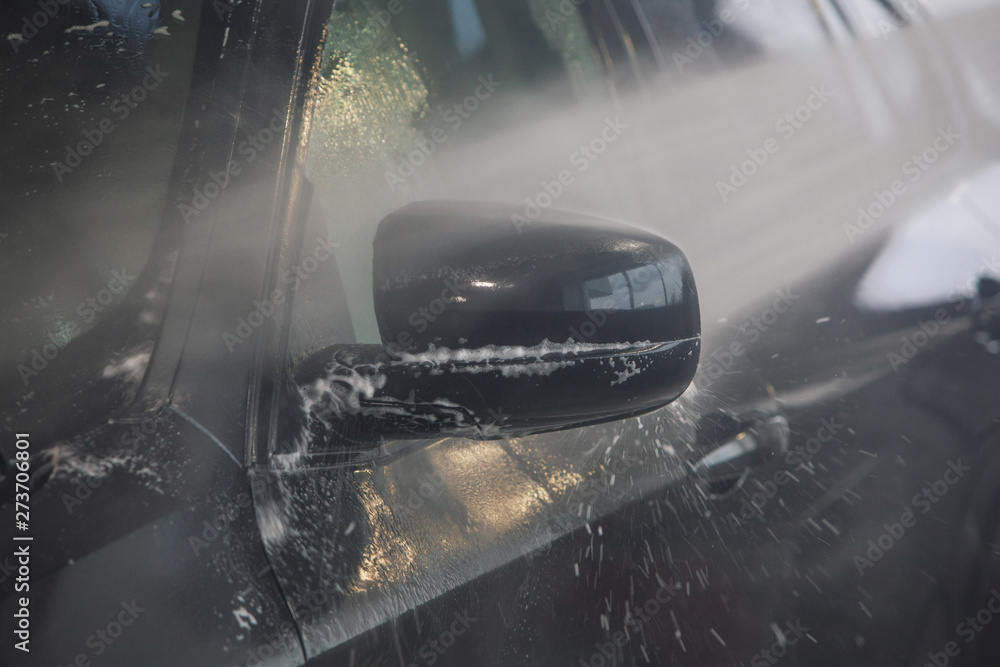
(690, 412), (789, 492)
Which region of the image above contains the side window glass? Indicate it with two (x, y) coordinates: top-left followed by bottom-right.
(292, 0), (837, 355)
(628, 0), (830, 77)
(299, 0), (609, 346)
(835, 0), (913, 39)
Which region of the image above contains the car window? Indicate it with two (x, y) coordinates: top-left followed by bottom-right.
(631, 0), (830, 72)
(835, 0), (917, 38)
(293, 0), (832, 355)
(299, 0), (607, 347)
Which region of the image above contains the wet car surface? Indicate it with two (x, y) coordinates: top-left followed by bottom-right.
(3, 1), (1000, 666)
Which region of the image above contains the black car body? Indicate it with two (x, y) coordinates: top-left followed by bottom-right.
(3, 0), (1000, 665)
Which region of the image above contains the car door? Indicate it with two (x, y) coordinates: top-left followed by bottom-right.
(3, 1), (1000, 666)
(243, 1), (1000, 666)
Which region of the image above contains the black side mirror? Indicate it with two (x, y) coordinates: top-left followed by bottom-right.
(291, 201), (700, 445)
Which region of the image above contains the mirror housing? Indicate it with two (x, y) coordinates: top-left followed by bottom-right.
(292, 201), (700, 445)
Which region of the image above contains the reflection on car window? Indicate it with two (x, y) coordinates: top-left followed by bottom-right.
(627, 265), (667, 308)
(584, 272), (632, 310)
(577, 0), (829, 85)
(299, 0), (832, 349)
(302, 0), (608, 344)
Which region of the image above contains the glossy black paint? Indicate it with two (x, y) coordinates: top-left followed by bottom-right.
(290, 337), (698, 443)
(289, 231), (1000, 666)
(1, 0), (330, 663)
(285, 201), (700, 443)
(373, 201), (700, 351)
(3, 1), (1000, 666)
